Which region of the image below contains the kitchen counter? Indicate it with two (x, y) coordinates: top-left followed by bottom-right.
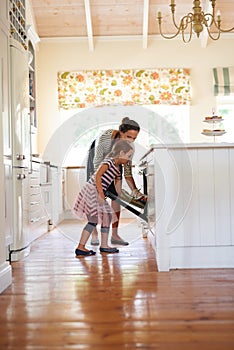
(141, 142), (234, 157)
(141, 143), (234, 271)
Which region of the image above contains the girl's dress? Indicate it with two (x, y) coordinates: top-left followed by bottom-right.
(73, 157), (120, 226)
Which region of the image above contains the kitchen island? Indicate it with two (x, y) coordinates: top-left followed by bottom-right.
(141, 143), (234, 271)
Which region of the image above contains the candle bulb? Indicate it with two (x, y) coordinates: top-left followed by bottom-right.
(171, 0), (175, 5)
(158, 11), (162, 19)
(216, 10), (221, 21)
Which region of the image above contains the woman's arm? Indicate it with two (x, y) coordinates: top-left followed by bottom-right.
(124, 176), (138, 192)
(124, 162), (147, 200)
(124, 161), (138, 191)
(93, 129), (113, 170)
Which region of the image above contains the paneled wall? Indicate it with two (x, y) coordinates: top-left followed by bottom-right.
(143, 144), (234, 271)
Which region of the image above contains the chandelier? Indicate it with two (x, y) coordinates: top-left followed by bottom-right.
(157, 0), (234, 43)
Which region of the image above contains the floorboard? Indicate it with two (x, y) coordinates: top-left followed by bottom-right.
(0, 220), (234, 349)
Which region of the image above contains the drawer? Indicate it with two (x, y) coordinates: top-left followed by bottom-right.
(29, 176), (40, 186)
(29, 201), (41, 214)
(31, 162), (41, 172)
(29, 184), (41, 195)
(29, 215), (47, 225)
(29, 203), (47, 222)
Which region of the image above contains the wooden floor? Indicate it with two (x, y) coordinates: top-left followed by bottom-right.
(0, 226), (234, 349)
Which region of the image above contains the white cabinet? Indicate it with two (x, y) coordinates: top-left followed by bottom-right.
(28, 161), (63, 236)
(50, 166), (63, 226)
(9, 0), (27, 50)
(28, 40), (37, 130)
(10, 167), (30, 261)
(1, 21), (13, 248)
(142, 143), (234, 271)
(0, 0), (8, 27)
(28, 160), (50, 242)
(1, 0), (13, 247)
(4, 161), (13, 246)
(0, 1), (12, 246)
(0, 0), (12, 293)
(1, 27), (11, 158)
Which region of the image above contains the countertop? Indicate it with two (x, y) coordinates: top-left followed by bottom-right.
(140, 142), (234, 160)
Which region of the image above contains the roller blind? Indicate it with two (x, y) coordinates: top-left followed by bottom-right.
(213, 67), (234, 96)
(57, 68), (191, 110)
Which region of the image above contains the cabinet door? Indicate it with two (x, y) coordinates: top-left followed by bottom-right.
(4, 162), (13, 246)
(0, 28), (11, 157)
(10, 40), (30, 167)
(0, 0), (8, 27)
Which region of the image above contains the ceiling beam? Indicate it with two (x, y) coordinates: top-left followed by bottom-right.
(142, 0), (149, 49)
(84, 0), (94, 51)
(200, 0), (212, 48)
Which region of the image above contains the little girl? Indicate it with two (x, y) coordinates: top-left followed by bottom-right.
(73, 139), (134, 256)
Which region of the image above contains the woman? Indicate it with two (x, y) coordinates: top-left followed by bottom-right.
(89, 117), (146, 246)
(74, 139), (134, 256)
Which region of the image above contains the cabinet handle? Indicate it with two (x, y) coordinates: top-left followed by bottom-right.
(16, 154), (26, 160)
(30, 201), (40, 206)
(17, 173), (26, 180)
(30, 218), (40, 223)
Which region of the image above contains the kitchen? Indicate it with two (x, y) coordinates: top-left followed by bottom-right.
(1, 0), (234, 290)
(1, 0), (234, 300)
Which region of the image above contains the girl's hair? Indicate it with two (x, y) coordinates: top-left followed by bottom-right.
(119, 117), (140, 133)
(109, 139), (134, 157)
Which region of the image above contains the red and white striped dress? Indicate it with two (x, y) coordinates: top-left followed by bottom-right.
(73, 158), (120, 226)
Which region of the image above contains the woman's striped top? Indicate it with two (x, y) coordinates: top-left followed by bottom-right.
(93, 128), (133, 177)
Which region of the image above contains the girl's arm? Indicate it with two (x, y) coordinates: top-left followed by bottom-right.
(95, 163), (109, 200)
(114, 176), (122, 195)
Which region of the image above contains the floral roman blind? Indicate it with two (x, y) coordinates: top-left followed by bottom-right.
(57, 68), (191, 109)
(213, 67), (234, 96)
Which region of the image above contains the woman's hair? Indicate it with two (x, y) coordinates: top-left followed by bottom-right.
(119, 117), (140, 133)
(109, 139), (134, 157)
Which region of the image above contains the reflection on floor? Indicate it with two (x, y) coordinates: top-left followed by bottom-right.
(2, 219), (234, 348)
(57, 218), (144, 246)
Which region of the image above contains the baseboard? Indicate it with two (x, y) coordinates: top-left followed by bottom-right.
(170, 246), (234, 270)
(0, 261), (12, 294)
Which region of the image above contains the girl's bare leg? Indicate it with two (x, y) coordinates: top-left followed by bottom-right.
(91, 226), (99, 244)
(76, 223), (96, 251)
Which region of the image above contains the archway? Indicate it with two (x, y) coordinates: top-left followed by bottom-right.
(41, 104), (192, 240)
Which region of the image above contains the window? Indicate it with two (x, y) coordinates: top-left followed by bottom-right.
(62, 104), (189, 167)
(217, 96), (234, 143)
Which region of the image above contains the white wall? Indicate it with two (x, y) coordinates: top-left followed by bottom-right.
(36, 36), (234, 159)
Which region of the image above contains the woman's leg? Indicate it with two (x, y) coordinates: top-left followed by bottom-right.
(100, 227), (119, 253)
(111, 200), (129, 245)
(100, 227), (110, 248)
(111, 200), (121, 238)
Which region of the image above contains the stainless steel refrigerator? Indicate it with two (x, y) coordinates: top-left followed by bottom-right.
(9, 38), (31, 261)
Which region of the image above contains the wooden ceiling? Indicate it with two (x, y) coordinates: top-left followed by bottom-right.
(30, 0), (234, 49)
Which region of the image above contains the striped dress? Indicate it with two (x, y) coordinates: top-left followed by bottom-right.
(73, 157), (120, 226)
